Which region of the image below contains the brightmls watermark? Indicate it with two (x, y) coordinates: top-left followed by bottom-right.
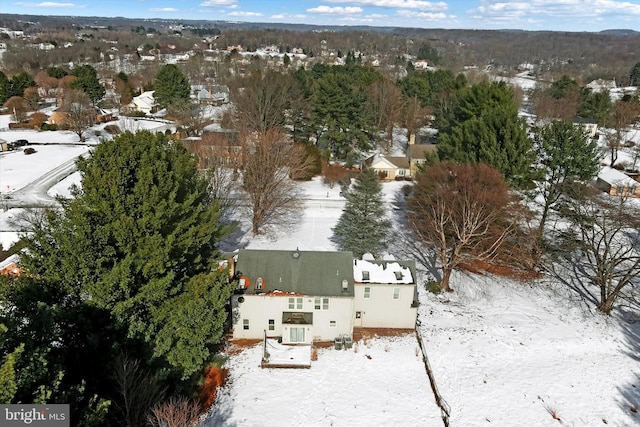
(0, 405), (69, 426)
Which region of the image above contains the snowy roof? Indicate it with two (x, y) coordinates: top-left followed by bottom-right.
(353, 259), (415, 284)
(597, 166), (638, 187)
(0, 253), (20, 271)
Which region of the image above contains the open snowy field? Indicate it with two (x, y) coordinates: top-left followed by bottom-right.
(205, 207), (640, 427)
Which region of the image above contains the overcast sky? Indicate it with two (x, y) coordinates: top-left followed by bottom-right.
(3, 0), (640, 32)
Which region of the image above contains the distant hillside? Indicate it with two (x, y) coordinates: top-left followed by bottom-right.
(599, 29), (639, 36)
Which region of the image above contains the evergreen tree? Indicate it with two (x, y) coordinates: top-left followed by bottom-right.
(70, 65), (105, 104)
(533, 119), (600, 234)
(46, 66), (68, 79)
(154, 64), (190, 109)
(311, 65), (379, 163)
(578, 88), (613, 126)
(630, 62), (640, 86)
(8, 71), (36, 99)
(19, 130), (234, 377)
(0, 324), (23, 403)
(0, 71), (10, 105)
(436, 80), (535, 188)
(549, 75), (581, 99)
(333, 168), (391, 258)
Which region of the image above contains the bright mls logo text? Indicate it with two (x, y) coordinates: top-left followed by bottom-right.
(0, 405), (69, 426)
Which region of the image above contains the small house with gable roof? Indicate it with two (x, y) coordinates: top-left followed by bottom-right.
(597, 166), (640, 197)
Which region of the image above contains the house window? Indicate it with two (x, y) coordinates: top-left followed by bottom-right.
(243, 319), (249, 330)
(288, 297), (303, 310)
(398, 169), (405, 176)
(289, 327), (305, 343)
(268, 319), (275, 331)
(364, 287), (371, 298)
(393, 288), (400, 300)
(330, 320), (336, 327)
(256, 277), (263, 290)
(362, 271), (370, 281)
(314, 297), (330, 310)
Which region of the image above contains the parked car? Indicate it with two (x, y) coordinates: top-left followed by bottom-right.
(8, 139), (28, 149)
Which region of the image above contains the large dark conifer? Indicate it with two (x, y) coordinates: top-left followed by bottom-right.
(333, 168), (391, 258)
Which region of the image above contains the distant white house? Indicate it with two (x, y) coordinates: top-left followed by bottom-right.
(228, 250), (418, 345)
(586, 79), (617, 93)
(195, 85), (229, 105)
(128, 91), (156, 114)
(596, 166), (640, 197)
(572, 117), (599, 138)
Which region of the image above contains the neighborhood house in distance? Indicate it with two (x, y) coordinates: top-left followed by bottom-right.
(226, 249), (418, 350)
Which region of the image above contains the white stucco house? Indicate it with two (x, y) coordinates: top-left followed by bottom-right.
(228, 249), (418, 345)
(128, 90), (156, 114)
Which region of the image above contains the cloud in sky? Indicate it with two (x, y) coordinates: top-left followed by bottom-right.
(396, 10), (450, 20)
(307, 6), (364, 15)
(149, 7), (178, 13)
(324, 0), (448, 11)
(227, 11), (263, 17)
(271, 13), (307, 20)
(200, 0), (238, 6)
(470, 0), (640, 20)
(17, 1), (82, 7)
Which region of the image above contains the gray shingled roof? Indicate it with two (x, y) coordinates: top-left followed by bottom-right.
(235, 249), (355, 297)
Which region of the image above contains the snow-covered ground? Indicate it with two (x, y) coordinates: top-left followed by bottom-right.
(1, 111), (639, 427)
(203, 180), (640, 427)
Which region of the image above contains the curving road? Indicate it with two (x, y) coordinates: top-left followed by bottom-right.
(3, 155), (82, 209)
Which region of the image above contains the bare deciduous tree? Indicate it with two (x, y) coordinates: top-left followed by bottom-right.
(182, 132), (242, 223)
(408, 162), (522, 292)
(559, 185), (640, 314)
(603, 100), (640, 167)
(241, 129), (316, 235)
(3, 96), (29, 122)
(169, 100), (211, 137)
(148, 397), (201, 427)
(61, 89), (95, 141)
(368, 77), (403, 153)
(402, 95), (432, 145)
(530, 89), (580, 121)
(229, 69), (299, 133)
(111, 352), (166, 427)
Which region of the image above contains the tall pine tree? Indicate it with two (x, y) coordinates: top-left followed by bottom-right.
(154, 64), (190, 109)
(333, 168), (391, 258)
(19, 130), (234, 378)
(436, 80), (535, 188)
